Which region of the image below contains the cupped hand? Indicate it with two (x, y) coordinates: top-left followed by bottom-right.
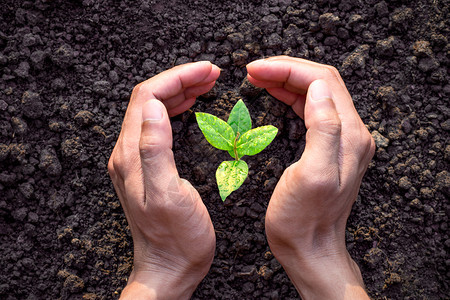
(247, 56), (375, 299)
(108, 61), (220, 299)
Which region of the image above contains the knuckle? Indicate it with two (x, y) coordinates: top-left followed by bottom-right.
(107, 144), (131, 179)
(107, 146), (121, 179)
(348, 126), (376, 162)
(305, 171), (339, 193)
(358, 126), (376, 157)
(139, 136), (164, 160)
(112, 156), (124, 175)
(281, 165), (302, 194)
(366, 133), (376, 159)
(284, 163), (339, 195)
(320, 65), (341, 81)
(323, 114), (342, 133)
(107, 155), (116, 177)
(131, 82), (143, 95)
(163, 179), (197, 209)
(314, 111), (342, 137)
(132, 81), (154, 101)
(177, 185), (195, 203)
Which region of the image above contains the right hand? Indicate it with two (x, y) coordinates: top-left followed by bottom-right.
(247, 56), (375, 299)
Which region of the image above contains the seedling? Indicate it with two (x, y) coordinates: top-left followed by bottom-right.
(196, 100), (278, 201)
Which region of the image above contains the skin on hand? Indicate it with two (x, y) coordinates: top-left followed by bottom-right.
(108, 61), (220, 299)
(247, 56), (375, 300)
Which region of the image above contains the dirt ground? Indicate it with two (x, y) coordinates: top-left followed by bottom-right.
(0, 0), (449, 299)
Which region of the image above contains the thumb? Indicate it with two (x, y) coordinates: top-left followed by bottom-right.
(296, 79), (342, 184)
(139, 99), (179, 192)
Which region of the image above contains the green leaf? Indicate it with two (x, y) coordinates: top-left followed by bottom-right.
(227, 99), (252, 136)
(196, 112), (235, 151)
(236, 125), (278, 157)
(227, 149), (237, 159)
(216, 160), (248, 201)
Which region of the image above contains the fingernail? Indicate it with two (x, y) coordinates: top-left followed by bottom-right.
(246, 59), (264, 67)
(310, 80), (332, 101)
(142, 99), (164, 122)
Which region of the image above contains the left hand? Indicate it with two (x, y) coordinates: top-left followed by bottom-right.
(108, 61), (220, 299)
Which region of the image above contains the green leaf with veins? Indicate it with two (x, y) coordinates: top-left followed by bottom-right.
(236, 125), (278, 157)
(216, 160), (248, 201)
(196, 100), (279, 202)
(196, 112), (235, 151)
(227, 99), (252, 136)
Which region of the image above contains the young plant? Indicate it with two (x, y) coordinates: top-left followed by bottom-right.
(196, 99), (278, 201)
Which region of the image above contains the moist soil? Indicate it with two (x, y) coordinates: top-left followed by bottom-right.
(0, 0), (449, 299)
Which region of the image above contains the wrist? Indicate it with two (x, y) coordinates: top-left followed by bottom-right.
(273, 245), (369, 300)
(120, 269), (203, 300)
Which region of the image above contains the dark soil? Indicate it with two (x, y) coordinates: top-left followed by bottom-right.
(0, 0), (449, 299)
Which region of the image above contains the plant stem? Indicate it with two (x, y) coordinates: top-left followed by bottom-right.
(234, 132), (240, 161)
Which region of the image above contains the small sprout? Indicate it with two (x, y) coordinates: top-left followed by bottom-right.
(196, 99), (278, 201)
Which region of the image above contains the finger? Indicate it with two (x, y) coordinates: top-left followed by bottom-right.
(184, 81), (217, 100)
(119, 61), (220, 155)
(137, 61), (220, 116)
(247, 74), (307, 94)
(163, 80), (217, 112)
(249, 57), (374, 183)
(128, 60), (219, 119)
(262, 56), (351, 100)
(167, 97), (196, 117)
(246, 58), (355, 118)
(292, 79), (342, 187)
(264, 87), (306, 118)
(247, 56), (347, 93)
(139, 99), (180, 206)
(152, 61), (220, 101)
(247, 58), (320, 89)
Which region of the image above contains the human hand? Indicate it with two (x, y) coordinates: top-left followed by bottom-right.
(108, 61), (220, 299)
(247, 56), (375, 299)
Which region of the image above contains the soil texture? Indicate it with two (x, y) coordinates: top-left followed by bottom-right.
(0, 0), (449, 299)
